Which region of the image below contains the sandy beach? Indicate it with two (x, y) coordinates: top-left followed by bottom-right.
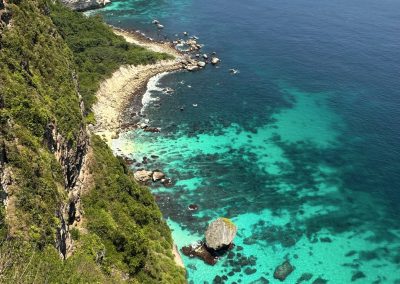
(92, 28), (185, 144)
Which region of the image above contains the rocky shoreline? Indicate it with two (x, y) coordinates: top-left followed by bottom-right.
(92, 25), (212, 271)
(92, 24), (223, 272)
(92, 28), (184, 144)
(92, 27), (216, 144)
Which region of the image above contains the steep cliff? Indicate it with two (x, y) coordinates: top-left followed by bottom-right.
(0, 0), (185, 282)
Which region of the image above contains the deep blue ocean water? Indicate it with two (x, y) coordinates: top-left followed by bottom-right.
(91, 0), (400, 282)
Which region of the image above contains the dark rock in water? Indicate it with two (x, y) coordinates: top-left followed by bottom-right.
(273, 260), (295, 281)
(150, 155), (159, 159)
(244, 267), (257, 275)
(213, 275), (223, 284)
(227, 251), (235, 259)
(237, 245), (244, 251)
(228, 271), (235, 276)
(222, 275), (228, 280)
(205, 218), (238, 250)
(351, 271), (366, 282)
(243, 237), (256, 245)
(320, 237), (332, 243)
(233, 267), (241, 272)
(249, 277), (270, 284)
(312, 277), (328, 284)
(296, 273), (313, 283)
(188, 204), (199, 211)
(181, 241), (233, 266)
(122, 157), (134, 165)
(161, 178), (173, 187)
(345, 250), (357, 257)
(143, 127), (160, 133)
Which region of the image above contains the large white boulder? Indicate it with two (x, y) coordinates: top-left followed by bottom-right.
(205, 218), (237, 250)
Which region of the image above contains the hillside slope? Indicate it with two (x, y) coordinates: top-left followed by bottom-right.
(0, 0), (185, 282)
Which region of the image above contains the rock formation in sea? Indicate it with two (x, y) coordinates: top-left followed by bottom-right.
(181, 218), (237, 265)
(205, 217), (238, 250)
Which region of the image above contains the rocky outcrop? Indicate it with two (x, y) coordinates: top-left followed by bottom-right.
(152, 171), (165, 182)
(134, 170), (153, 182)
(273, 260), (295, 281)
(205, 218), (237, 250)
(60, 0), (111, 11)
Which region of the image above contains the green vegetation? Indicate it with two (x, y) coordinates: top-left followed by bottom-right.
(0, 0), (184, 282)
(49, 4), (171, 113)
(84, 136), (185, 283)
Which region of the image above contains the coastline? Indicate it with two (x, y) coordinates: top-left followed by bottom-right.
(92, 27), (187, 270)
(92, 27), (185, 144)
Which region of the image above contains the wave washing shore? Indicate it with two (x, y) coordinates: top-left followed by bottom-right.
(92, 27), (185, 269)
(92, 28), (184, 144)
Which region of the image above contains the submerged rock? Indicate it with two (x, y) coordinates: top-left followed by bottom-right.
(188, 204), (199, 211)
(273, 260), (295, 281)
(312, 278), (328, 284)
(205, 218), (237, 250)
(133, 170), (152, 182)
(351, 271), (366, 282)
(296, 273), (313, 284)
(143, 127), (160, 133)
(249, 277), (270, 284)
(181, 241), (234, 266)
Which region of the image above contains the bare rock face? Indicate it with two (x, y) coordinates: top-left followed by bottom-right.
(205, 218), (237, 250)
(134, 170), (152, 182)
(60, 0), (110, 11)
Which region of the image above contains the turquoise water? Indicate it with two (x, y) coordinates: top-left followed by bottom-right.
(94, 0), (400, 283)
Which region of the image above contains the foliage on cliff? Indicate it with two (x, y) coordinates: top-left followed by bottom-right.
(50, 4), (171, 114)
(0, 0), (184, 283)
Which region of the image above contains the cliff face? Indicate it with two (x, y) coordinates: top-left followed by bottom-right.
(60, 0), (110, 11)
(0, 0), (185, 282)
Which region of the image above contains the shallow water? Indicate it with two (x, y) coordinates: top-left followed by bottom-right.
(94, 0), (400, 282)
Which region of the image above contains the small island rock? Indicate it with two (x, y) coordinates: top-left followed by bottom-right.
(205, 218), (237, 250)
(211, 57), (220, 65)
